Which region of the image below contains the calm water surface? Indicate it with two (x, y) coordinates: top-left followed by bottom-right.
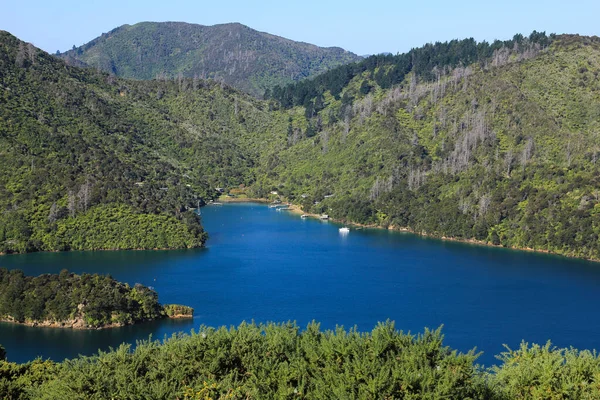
(1, 203), (600, 365)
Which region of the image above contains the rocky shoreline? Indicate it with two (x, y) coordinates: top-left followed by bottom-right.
(1, 304), (194, 330)
(0, 313), (192, 330)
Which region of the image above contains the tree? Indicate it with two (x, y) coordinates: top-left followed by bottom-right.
(359, 79), (372, 95)
(0, 344), (5, 361)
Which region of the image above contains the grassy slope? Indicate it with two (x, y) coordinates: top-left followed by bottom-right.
(61, 22), (361, 97)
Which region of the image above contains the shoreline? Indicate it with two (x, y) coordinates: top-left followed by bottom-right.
(215, 196), (271, 203)
(0, 245), (205, 257)
(266, 201), (600, 263)
(0, 314), (192, 330)
(1, 198), (595, 263)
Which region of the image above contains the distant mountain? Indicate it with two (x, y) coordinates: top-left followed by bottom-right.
(60, 22), (361, 97)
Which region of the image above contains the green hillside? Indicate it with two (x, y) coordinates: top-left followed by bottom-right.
(4, 29), (600, 263)
(3, 27), (600, 399)
(0, 30), (286, 254)
(60, 22), (361, 97)
(258, 33), (600, 261)
(0, 269), (191, 328)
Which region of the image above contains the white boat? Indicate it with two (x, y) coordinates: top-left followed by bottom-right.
(339, 227), (350, 233)
(301, 214), (308, 219)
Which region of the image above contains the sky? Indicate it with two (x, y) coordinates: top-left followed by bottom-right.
(2, 0), (599, 56)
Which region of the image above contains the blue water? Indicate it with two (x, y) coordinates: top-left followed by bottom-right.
(1, 202), (600, 366)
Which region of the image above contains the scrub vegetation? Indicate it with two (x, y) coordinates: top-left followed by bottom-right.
(1, 322), (600, 399)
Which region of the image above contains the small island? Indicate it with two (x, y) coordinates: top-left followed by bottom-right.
(0, 268), (193, 329)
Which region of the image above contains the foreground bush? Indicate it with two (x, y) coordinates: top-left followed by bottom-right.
(1, 322), (600, 399)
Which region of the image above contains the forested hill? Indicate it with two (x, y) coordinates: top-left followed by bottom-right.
(60, 22), (361, 97)
(256, 33), (600, 261)
(0, 31), (285, 254)
(268, 31), (554, 107)
(4, 29), (600, 261)
(0, 268), (193, 328)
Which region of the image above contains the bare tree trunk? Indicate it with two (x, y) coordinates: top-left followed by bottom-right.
(504, 150), (514, 177)
(68, 190), (76, 218)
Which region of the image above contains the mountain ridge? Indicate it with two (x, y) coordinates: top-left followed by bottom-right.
(60, 21), (361, 97)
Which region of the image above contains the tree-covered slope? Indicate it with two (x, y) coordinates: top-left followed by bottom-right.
(0, 31), (286, 254)
(4, 29), (600, 262)
(0, 269), (170, 328)
(0, 268), (193, 328)
(256, 33), (600, 260)
(60, 22), (361, 97)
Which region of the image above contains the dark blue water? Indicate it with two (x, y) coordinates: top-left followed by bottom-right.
(1, 202), (600, 366)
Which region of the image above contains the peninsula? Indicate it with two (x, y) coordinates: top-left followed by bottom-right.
(0, 268), (193, 329)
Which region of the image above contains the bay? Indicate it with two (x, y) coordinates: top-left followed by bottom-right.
(1, 202), (599, 366)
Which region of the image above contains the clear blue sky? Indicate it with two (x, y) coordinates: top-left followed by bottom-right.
(2, 0), (599, 55)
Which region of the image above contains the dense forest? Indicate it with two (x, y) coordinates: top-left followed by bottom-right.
(0, 30), (287, 254)
(61, 22), (361, 97)
(255, 33), (600, 261)
(1, 321), (600, 398)
(267, 31), (553, 107)
(3, 29), (600, 262)
(0, 268), (192, 328)
(3, 26), (600, 398)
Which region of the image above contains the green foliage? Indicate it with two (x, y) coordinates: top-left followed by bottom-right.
(0, 269), (176, 328)
(61, 22), (361, 97)
(0, 345), (5, 361)
(37, 204), (206, 251)
(0, 30), (290, 253)
(17, 322), (488, 399)
(163, 304), (194, 317)
(3, 322), (600, 399)
(490, 342), (600, 399)
(257, 34), (600, 261)
(0, 359), (57, 399)
(270, 31), (553, 107)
